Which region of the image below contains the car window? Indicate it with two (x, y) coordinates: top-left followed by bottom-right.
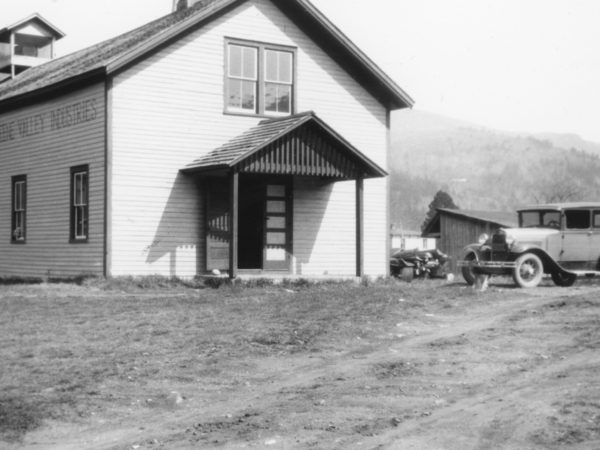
(519, 210), (560, 228)
(541, 211), (561, 228)
(565, 209), (591, 229)
(520, 211), (539, 227)
(594, 211), (600, 228)
(520, 211), (540, 227)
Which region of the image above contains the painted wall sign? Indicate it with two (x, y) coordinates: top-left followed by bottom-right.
(0, 98), (98, 144)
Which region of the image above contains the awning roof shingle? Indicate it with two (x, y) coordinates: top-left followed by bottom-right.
(183, 111), (387, 179)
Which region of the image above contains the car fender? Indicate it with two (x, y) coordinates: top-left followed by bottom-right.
(513, 248), (573, 276)
(461, 243), (487, 260)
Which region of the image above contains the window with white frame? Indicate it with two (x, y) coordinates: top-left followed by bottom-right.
(226, 40), (295, 116)
(11, 175), (26, 243)
(70, 165), (89, 242)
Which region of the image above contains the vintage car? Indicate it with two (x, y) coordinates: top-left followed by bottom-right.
(460, 202), (600, 288)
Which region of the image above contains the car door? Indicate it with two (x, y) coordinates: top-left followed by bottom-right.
(591, 210), (600, 270)
(560, 209), (592, 269)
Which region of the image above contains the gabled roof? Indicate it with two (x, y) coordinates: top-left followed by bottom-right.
(182, 111), (387, 179)
(422, 208), (518, 237)
(0, 0), (414, 110)
(0, 13), (65, 39)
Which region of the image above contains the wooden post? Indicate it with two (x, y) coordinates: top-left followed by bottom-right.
(10, 33), (15, 79)
(229, 171), (239, 279)
(356, 176), (364, 277)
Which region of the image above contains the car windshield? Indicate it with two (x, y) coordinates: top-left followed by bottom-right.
(519, 210), (561, 228)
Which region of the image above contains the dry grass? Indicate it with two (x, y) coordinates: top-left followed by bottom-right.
(3, 277), (598, 448)
(0, 277), (447, 442)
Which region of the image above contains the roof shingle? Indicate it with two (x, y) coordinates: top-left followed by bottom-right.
(183, 111), (387, 179)
(0, 0), (223, 102)
(0, 0), (413, 109)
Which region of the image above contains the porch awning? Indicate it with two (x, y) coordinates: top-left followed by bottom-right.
(181, 111), (387, 179)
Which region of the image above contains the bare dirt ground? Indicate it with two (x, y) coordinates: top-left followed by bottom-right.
(1, 278), (599, 449)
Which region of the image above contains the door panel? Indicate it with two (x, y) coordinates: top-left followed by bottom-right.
(591, 210), (600, 270)
(560, 209), (592, 269)
(263, 182), (291, 271)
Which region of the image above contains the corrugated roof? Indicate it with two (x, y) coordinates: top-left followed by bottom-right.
(182, 111), (387, 178)
(0, 0), (413, 110)
(437, 208), (518, 227)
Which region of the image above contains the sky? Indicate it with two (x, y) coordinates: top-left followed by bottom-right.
(4, 0), (600, 142)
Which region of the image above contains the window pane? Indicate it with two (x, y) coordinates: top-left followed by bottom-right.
(267, 216), (285, 229)
(265, 84), (277, 112)
(267, 200), (285, 213)
(74, 175), (81, 205)
(266, 247), (286, 261)
(265, 50), (278, 81)
(265, 50), (292, 83)
(14, 183), (21, 210)
(241, 80), (256, 110)
(228, 79), (256, 110)
(266, 184), (285, 197)
(265, 84), (291, 114)
(242, 47), (257, 79)
(276, 85), (291, 113)
(228, 45), (242, 77)
(594, 211), (600, 228)
(267, 232), (286, 245)
(227, 79), (242, 108)
(278, 52), (292, 83)
(82, 173), (88, 204)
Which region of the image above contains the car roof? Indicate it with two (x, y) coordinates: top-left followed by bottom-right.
(518, 202), (600, 212)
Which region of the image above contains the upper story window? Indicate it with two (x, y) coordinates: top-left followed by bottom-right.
(11, 175), (26, 243)
(226, 40), (295, 117)
(70, 165), (89, 242)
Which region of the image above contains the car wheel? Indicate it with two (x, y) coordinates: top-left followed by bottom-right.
(400, 267), (414, 283)
(461, 253), (477, 286)
(513, 253), (544, 288)
(551, 271), (576, 287)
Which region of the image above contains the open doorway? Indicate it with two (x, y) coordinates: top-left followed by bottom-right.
(238, 177), (264, 269)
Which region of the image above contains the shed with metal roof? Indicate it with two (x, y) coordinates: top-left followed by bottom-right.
(423, 208), (518, 273)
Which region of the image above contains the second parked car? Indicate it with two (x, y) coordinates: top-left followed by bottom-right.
(460, 202), (600, 288)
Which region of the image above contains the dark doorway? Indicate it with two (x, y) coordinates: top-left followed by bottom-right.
(238, 177), (264, 269)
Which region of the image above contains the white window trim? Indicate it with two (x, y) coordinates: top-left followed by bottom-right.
(224, 38), (296, 117)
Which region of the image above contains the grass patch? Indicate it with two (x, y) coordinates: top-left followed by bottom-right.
(0, 278), (464, 441)
(0, 396), (43, 442)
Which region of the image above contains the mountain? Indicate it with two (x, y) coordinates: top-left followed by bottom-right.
(390, 110), (600, 231)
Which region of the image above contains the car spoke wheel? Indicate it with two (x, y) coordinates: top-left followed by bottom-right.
(551, 271), (576, 287)
(461, 253), (477, 286)
(513, 253), (544, 288)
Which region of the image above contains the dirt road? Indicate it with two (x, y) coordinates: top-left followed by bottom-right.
(5, 280), (600, 449)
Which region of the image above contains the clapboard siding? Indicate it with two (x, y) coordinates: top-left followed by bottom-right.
(110, 0), (388, 276)
(0, 83), (106, 278)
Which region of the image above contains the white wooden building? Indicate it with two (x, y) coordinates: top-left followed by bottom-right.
(0, 0), (413, 279)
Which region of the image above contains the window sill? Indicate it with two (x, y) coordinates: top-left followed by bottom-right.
(223, 109), (294, 120)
